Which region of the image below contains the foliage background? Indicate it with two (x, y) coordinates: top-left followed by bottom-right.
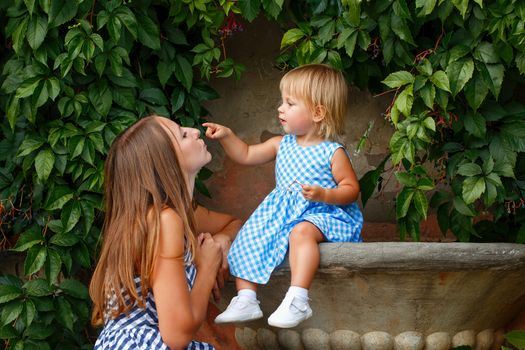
(0, 0), (525, 348)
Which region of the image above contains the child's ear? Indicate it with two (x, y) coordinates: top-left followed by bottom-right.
(313, 105), (327, 123)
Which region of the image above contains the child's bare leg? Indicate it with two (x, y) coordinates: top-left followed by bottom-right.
(236, 277), (258, 292)
(289, 221), (324, 288)
(267, 221), (322, 328)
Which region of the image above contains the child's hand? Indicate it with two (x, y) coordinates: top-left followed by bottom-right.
(203, 122), (231, 140)
(301, 184), (326, 202)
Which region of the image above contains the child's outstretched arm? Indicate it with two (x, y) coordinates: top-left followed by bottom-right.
(301, 148), (360, 205)
(203, 122), (281, 166)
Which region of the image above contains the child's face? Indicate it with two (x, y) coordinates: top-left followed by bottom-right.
(157, 117), (211, 175)
(277, 91), (316, 136)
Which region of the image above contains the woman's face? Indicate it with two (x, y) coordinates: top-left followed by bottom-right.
(157, 117), (211, 176)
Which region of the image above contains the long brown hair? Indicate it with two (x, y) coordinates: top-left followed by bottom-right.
(90, 116), (196, 326)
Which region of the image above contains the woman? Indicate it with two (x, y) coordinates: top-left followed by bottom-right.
(90, 115), (240, 349)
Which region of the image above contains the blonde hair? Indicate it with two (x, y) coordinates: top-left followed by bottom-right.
(89, 115), (196, 326)
(279, 64), (348, 141)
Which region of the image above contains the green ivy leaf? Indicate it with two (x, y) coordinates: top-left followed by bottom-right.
(395, 84), (414, 117)
(27, 15), (48, 51)
(382, 71), (414, 88)
(1, 300), (23, 326)
(395, 172), (417, 187)
(413, 190), (428, 219)
(420, 83), (435, 109)
(44, 185), (74, 210)
(11, 227), (43, 252)
(465, 74), (488, 110)
(429, 70), (450, 92)
(516, 53), (525, 75)
(136, 13), (160, 50)
(317, 20), (335, 46)
(493, 161), (514, 178)
(140, 88), (168, 106)
(0, 324), (18, 339)
(39, 0), (51, 14)
(473, 42), (499, 64)
(453, 196), (475, 216)
(45, 248), (62, 283)
(462, 176), (485, 204)
(416, 0), (436, 16)
(24, 299), (36, 327)
(479, 63), (504, 99)
(451, 0), (469, 18)
(343, 31), (358, 57)
(59, 279), (88, 299)
(115, 6), (137, 39)
(55, 298), (74, 331)
(49, 231), (80, 247)
(327, 50), (342, 70)
(396, 188), (414, 219)
(416, 58), (432, 76)
(463, 111), (486, 138)
(61, 201), (81, 233)
(34, 148), (55, 182)
(48, 0), (78, 27)
(281, 28), (306, 49)
(391, 12), (415, 45)
(0, 285), (22, 304)
(261, 0), (283, 19)
(174, 55), (193, 91)
(24, 246), (47, 275)
(88, 82), (112, 117)
(484, 181), (497, 206)
(457, 163), (482, 176)
(238, 0), (261, 22)
(446, 58), (474, 96)
(23, 322), (54, 340)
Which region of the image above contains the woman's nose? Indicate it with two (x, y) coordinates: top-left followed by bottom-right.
(193, 128), (201, 138)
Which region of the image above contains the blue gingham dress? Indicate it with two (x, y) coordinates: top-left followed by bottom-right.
(228, 134), (363, 284)
(94, 258), (214, 350)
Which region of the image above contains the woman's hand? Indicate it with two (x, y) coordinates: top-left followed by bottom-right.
(203, 122), (231, 140)
(195, 233), (222, 278)
(209, 233), (232, 301)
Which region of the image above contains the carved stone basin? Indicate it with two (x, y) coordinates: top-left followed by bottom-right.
(218, 242), (525, 349)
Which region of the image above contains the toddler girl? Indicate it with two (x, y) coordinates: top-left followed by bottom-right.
(204, 64), (363, 328)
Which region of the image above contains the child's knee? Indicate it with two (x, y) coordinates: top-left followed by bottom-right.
(289, 222), (322, 243)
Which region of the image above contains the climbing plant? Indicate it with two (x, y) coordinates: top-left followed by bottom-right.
(277, 0), (525, 243)
(1, 0), (525, 349)
(0, 0), (279, 348)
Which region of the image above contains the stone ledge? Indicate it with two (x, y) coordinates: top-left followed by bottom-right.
(273, 242), (525, 273)
(218, 242), (525, 346)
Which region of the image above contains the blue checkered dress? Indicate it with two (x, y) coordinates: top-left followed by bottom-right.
(228, 134), (363, 284)
(94, 259), (214, 350)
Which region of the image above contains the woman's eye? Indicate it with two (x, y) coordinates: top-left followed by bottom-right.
(182, 132), (187, 138)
